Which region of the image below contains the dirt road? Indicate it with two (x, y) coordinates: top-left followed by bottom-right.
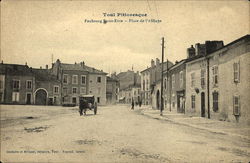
(1, 105), (249, 162)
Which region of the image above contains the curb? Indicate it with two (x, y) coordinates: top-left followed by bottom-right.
(140, 109), (250, 141)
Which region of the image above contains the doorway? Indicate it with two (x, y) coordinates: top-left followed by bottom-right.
(156, 90), (160, 109)
(26, 93), (31, 104)
(35, 89), (47, 105)
(201, 92), (205, 117)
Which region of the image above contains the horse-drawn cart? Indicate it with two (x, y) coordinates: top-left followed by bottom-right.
(79, 95), (97, 116)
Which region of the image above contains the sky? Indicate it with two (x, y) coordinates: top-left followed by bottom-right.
(1, 0), (249, 74)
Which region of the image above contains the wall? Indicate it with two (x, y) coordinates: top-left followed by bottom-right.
(209, 40), (250, 124)
(4, 75), (35, 104)
(88, 74), (106, 105)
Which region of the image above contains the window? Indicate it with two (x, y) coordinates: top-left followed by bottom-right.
(233, 96), (240, 116)
(172, 74), (175, 90)
(72, 87), (77, 94)
(213, 92), (219, 112)
(97, 97), (100, 103)
(212, 66), (218, 86)
(63, 87), (67, 95)
(142, 80), (145, 91)
(80, 87), (86, 94)
(26, 80), (32, 89)
(138, 89), (140, 94)
(191, 95), (195, 109)
(63, 74), (68, 84)
(72, 75), (78, 84)
(200, 69), (205, 88)
(81, 75), (86, 85)
(13, 80), (20, 89)
(191, 73), (195, 87)
(97, 76), (101, 83)
(72, 97), (77, 104)
(146, 79), (149, 90)
(12, 92), (19, 102)
(54, 86), (59, 94)
(179, 71), (183, 88)
(233, 62), (240, 83)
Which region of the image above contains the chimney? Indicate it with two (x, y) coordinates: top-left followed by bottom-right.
(25, 62), (27, 66)
(1, 60), (3, 64)
(151, 59), (155, 67)
(156, 58), (160, 66)
(46, 65), (48, 69)
(187, 45), (196, 59)
(205, 41), (224, 54)
(195, 43), (199, 56)
(40, 66), (42, 69)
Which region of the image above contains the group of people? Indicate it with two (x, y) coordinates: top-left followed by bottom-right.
(131, 98), (142, 110)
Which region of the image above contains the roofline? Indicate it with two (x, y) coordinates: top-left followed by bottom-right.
(185, 34), (250, 64)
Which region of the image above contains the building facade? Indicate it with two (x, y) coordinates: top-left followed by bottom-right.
(106, 76), (119, 105)
(185, 41), (224, 118)
(33, 68), (61, 105)
(165, 60), (186, 113)
(141, 58), (173, 106)
(0, 64), (35, 104)
(185, 35), (250, 124)
(51, 59), (107, 106)
(117, 70), (141, 104)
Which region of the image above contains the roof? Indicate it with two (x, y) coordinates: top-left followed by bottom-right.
(185, 34), (250, 63)
(32, 69), (59, 82)
(140, 60), (173, 73)
(60, 63), (107, 75)
(107, 76), (118, 82)
(164, 59), (186, 73)
(0, 64), (33, 76)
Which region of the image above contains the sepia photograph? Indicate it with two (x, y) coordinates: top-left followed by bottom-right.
(0, 0), (249, 162)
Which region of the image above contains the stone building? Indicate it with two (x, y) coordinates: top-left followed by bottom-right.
(106, 76), (119, 104)
(185, 35), (250, 124)
(165, 59), (186, 113)
(141, 58), (173, 107)
(0, 63), (35, 104)
(207, 35), (250, 124)
(32, 68), (61, 105)
(117, 70), (140, 104)
(51, 59), (107, 105)
(185, 40), (224, 118)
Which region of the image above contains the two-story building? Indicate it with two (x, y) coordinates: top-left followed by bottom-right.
(185, 41), (224, 118)
(165, 59), (186, 113)
(51, 59), (107, 105)
(106, 76), (119, 105)
(141, 58), (173, 107)
(0, 63), (35, 104)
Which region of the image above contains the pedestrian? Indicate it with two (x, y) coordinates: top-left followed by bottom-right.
(139, 100), (142, 107)
(131, 98), (134, 110)
(79, 99), (84, 116)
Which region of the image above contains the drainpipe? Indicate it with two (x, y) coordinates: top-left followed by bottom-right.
(206, 57), (210, 119)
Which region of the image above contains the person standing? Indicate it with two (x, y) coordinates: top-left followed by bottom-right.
(131, 98), (134, 110)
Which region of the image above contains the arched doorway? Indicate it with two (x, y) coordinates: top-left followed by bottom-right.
(35, 89), (48, 105)
(156, 90), (160, 109)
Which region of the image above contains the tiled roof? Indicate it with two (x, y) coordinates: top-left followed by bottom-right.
(0, 64), (33, 76)
(61, 63), (107, 75)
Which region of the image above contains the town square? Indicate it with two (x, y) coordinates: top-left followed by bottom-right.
(0, 0), (249, 162)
